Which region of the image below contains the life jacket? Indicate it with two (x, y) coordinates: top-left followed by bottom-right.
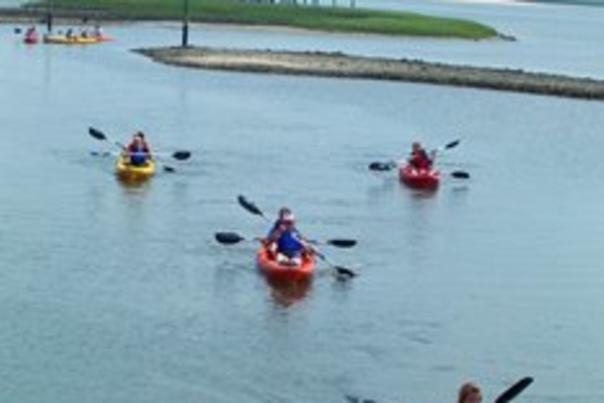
(277, 230), (304, 258)
(409, 149), (432, 170)
(127, 142), (150, 165)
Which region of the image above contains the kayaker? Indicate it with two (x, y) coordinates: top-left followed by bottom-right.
(25, 26), (37, 37)
(267, 209), (308, 266)
(125, 132), (152, 166)
(93, 24), (103, 38)
(458, 382), (482, 403)
(267, 207), (293, 239)
(65, 28), (74, 39)
(408, 142), (433, 170)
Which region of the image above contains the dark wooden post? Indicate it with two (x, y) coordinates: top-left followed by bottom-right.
(47, 0), (54, 33)
(181, 0), (190, 47)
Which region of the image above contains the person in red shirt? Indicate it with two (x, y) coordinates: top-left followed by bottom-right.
(125, 132), (151, 166)
(408, 142), (433, 170)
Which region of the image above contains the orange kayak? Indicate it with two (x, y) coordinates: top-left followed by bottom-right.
(256, 246), (315, 281)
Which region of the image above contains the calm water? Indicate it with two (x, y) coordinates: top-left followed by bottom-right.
(1, 11), (604, 403)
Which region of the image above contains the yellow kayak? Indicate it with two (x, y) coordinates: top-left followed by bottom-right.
(115, 155), (155, 181)
(44, 35), (101, 45)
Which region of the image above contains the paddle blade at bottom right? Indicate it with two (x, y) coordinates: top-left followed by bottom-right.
(494, 377), (533, 403)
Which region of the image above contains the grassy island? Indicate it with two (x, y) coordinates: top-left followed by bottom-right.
(27, 0), (499, 39)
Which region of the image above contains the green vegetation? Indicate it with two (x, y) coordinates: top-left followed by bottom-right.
(36, 0), (498, 39)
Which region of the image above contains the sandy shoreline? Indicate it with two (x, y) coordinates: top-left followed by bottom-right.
(135, 46), (604, 101)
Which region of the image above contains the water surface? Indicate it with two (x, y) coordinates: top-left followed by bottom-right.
(1, 20), (603, 403)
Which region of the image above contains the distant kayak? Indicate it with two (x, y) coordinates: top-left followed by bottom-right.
(43, 35), (107, 45)
(115, 155), (155, 181)
(399, 165), (440, 190)
(256, 245), (315, 281)
(23, 33), (39, 44)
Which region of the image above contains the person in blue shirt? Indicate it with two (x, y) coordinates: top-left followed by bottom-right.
(267, 208), (308, 266)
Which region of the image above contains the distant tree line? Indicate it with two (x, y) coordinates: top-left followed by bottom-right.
(239, 0), (356, 8)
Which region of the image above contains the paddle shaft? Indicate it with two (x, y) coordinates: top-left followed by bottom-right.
(370, 139), (461, 172)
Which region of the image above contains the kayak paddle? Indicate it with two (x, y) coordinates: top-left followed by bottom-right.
(215, 231), (356, 249)
(215, 232), (254, 245)
(88, 126), (190, 172)
(89, 126), (125, 149)
(237, 195), (356, 247)
(236, 195), (357, 279)
(172, 150), (192, 161)
(451, 170), (471, 179)
(442, 139), (461, 151)
(237, 195), (269, 221)
(313, 249), (357, 280)
(494, 377), (533, 403)
(316, 239), (357, 248)
(368, 139), (461, 172)
(90, 150), (112, 158)
(368, 161), (397, 172)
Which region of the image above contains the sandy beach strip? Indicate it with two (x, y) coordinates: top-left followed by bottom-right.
(135, 46), (604, 100)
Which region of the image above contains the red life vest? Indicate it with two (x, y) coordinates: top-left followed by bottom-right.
(409, 149), (432, 169)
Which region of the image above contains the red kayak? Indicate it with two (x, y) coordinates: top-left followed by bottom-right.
(399, 165), (440, 190)
(24, 33), (39, 44)
(256, 246), (315, 281)
(95, 35), (114, 42)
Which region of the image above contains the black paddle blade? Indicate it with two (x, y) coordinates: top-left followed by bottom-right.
(327, 239), (357, 248)
(368, 162), (394, 171)
(445, 139), (461, 149)
(172, 150), (191, 160)
(494, 377), (533, 403)
(334, 266), (356, 279)
(14, 27), (22, 34)
(88, 127), (107, 141)
(215, 232), (245, 245)
(451, 170), (470, 179)
(237, 195), (264, 217)
(163, 165), (176, 173)
(90, 151), (111, 157)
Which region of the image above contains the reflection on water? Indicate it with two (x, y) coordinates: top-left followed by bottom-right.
(116, 175), (154, 191)
(265, 276), (313, 307)
(400, 183), (439, 199)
